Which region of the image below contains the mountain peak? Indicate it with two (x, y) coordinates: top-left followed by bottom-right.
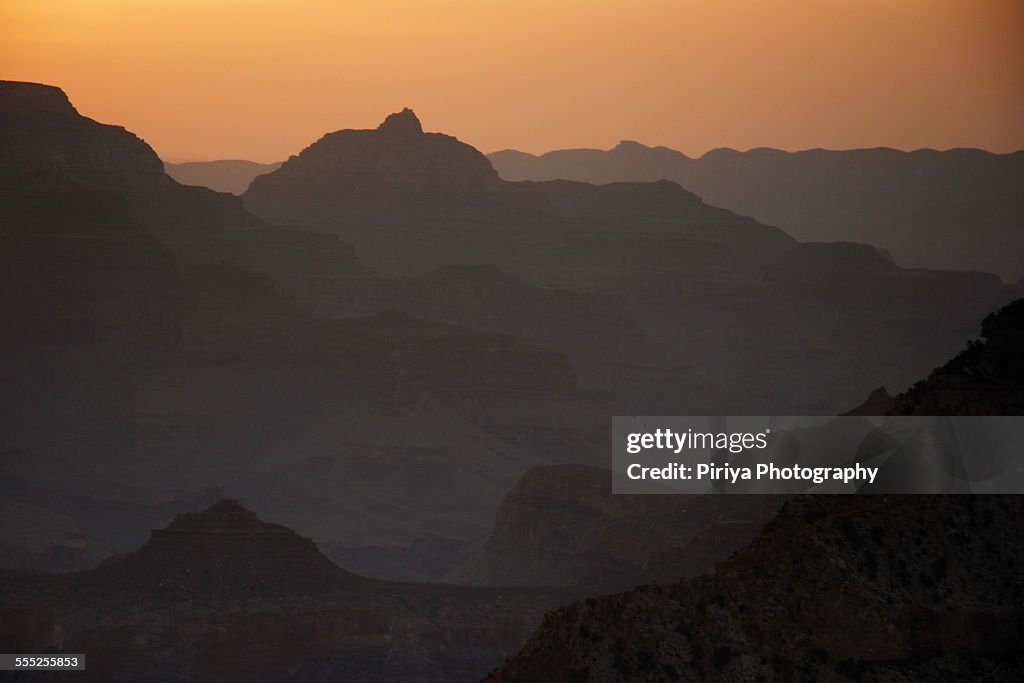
(92, 498), (360, 594)
(378, 107), (423, 135)
(243, 109), (501, 221)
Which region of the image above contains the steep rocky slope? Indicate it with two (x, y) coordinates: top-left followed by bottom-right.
(892, 298), (1024, 415)
(844, 297), (1024, 416)
(485, 495), (1024, 682)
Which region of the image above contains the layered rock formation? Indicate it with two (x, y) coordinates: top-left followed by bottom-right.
(241, 107), (1017, 414)
(485, 495), (1024, 682)
(0, 83), (610, 576)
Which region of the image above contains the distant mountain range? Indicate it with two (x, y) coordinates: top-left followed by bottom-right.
(164, 140), (1024, 282)
(3, 81), (1019, 577)
(236, 106), (1016, 414)
(490, 142), (1024, 281)
(164, 159), (281, 195)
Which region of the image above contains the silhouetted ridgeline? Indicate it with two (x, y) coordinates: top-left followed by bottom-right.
(240, 105), (1018, 414)
(490, 142), (1024, 280)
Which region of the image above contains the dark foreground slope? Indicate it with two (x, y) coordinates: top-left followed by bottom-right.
(485, 495), (1024, 682)
(892, 298), (1024, 415)
(486, 302), (1024, 682)
(0, 500), (566, 682)
(490, 143), (1024, 280)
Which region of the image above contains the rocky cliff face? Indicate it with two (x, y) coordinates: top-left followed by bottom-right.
(0, 501), (567, 682)
(485, 495), (1024, 682)
(0, 80), (368, 304)
(446, 465), (781, 591)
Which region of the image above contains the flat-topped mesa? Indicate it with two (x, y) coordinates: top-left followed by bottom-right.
(0, 81), (77, 116)
(93, 499), (360, 594)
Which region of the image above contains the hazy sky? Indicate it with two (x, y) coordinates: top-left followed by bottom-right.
(4, 0), (1023, 161)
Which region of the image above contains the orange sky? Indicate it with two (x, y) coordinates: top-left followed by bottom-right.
(3, 0), (1023, 162)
